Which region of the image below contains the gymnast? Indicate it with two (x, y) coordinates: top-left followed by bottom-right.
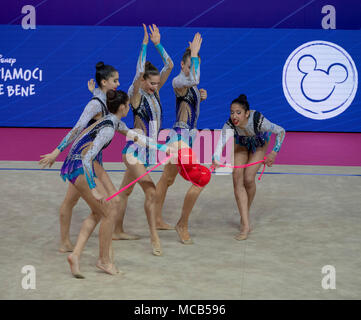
(39, 62), (140, 254)
(44, 89), (172, 278)
(112, 24), (174, 256)
(212, 94), (285, 240)
(154, 32), (208, 243)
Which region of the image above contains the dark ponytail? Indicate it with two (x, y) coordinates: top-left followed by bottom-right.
(106, 89), (129, 114)
(143, 61), (160, 79)
(95, 61), (117, 88)
(231, 94), (250, 111)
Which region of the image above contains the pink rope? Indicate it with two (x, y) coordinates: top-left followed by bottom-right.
(210, 157), (267, 181)
(106, 155), (268, 201)
(106, 155), (173, 201)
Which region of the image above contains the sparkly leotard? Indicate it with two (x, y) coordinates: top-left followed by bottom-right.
(61, 113), (168, 189)
(213, 110), (286, 161)
(122, 42), (173, 166)
(61, 114), (120, 188)
(166, 57), (201, 148)
(57, 88), (109, 166)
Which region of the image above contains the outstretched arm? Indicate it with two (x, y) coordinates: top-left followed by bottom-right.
(39, 100), (102, 168)
(128, 24), (148, 108)
(116, 121), (173, 154)
(149, 24), (174, 90)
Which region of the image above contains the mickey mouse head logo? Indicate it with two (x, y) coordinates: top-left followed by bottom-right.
(298, 54), (348, 102)
(283, 41), (358, 120)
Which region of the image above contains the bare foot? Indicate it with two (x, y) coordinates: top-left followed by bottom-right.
(175, 225), (193, 245)
(112, 232), (140, 240)
(67, 254), (85, 279)
(96, 260), (121, 275)
(156, 221), (175, 230)
(59, 241), (74, 253)
(234, 233), (248, 241)
(234, 227), (250, 241)
(151, 240), (162, 256)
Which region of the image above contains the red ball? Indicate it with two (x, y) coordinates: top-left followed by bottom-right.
(177, 163), (211, 188)
(185, 164), (202, 182)
(177, 148), (198, 170)
(195, 165), (211, 187)
(178, 164), (199, 181)
(178, 165), (189, 181)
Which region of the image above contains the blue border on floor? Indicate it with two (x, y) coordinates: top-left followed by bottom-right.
(0, 168), (360, 177)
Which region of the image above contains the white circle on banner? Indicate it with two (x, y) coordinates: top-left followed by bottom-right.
(282, 40), (358, 120)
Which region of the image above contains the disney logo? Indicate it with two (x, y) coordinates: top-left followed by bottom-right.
(0, 55), (17, 67)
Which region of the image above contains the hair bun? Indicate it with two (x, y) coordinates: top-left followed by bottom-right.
(106, 89), (117, 100)
(96, 61), (105, 70)
(144, 61), (159, 76)
(238, 94), (247, 101)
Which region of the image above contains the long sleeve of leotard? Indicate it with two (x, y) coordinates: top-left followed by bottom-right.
(116, 121), (168, 152)
(57, 99), (102, 152)
(82, 127), (115, 189)
(155, 43), (173, 77)
(212, 122), (234, 162)
(172, 57), (200, 89)
(128, 43), (147, 98)
(259, 116), (286, 152)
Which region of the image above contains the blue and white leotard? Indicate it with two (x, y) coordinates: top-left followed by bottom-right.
(213, 110), (286, 162)
(122, 42), (173, 166)
(57, 88), (109, 166)
(61, 113), (168, 188)
(167, 56), (201, 147)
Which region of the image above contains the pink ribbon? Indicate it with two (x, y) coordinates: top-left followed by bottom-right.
(106, 155), (267, 201)
(106, 155), (173, 201)
(210, 156), (267, 181)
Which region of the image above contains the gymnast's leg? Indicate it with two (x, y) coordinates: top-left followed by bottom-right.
(122, 153), (162, 256)
(154, 162), (178, 230)
(175, 184), (204, 244)
(67, 175), (120, 278)
(59, 182), (80, 253)
(232, 146), (251, 240)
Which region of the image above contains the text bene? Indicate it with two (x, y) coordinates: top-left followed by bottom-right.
(0, 67), (43, 97)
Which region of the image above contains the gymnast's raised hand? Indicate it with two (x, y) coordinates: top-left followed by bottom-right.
(149, 24), (160, 45)
(87, 79), (96, 93)
(189, 32), (202, 57)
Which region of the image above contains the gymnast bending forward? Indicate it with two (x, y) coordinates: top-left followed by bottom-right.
(212, 94), (285, 240)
